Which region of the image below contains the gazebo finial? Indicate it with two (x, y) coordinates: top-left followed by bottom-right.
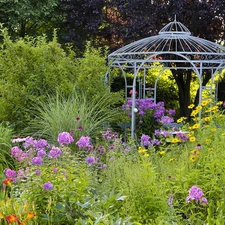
(174, 15), (177, 21)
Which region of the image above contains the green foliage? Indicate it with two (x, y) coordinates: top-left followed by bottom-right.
(0, 27), (77, 132)
(28, 90), (122, 145)
(0, 28), (117, 134)
(0, 0), (61, 38)
(0, 123), (14, 171)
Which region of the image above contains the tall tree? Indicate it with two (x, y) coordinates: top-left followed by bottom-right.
(0, 0), (63, 39)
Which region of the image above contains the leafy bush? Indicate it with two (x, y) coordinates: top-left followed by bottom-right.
(0, 26), (117, 134)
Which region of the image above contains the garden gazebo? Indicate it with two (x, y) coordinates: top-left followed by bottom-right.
(108, 18), (225, 138)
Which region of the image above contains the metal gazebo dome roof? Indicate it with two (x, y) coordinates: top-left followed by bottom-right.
(107, 19), (225, 139)
(108, 19), (225, 67)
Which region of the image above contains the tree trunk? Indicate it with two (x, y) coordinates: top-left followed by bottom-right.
(172, 69), (192, 120)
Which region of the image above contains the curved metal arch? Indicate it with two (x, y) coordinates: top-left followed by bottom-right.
(108, 20), (225, 139)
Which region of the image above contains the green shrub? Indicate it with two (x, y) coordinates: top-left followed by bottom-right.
(0, 26), (116, 134)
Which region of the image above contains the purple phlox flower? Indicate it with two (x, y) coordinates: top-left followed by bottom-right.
(35, 169), (41, 175)
(141, 134), (151, 147)
(37, 149), (47, 158)
(17, 169), (27, 180)
(186, 185), (207, 204)
(138, 110), (145, 116)
(139, 120), (143, 124)
(101, 164), (107, 169)
(168, 194), (173, 206)
(155, 129), (172, 137)
(166, 109), (176, 116)
(151, 138), (161, 146)
(48, 146), (62, 159)
(160, 116), (174, 125)
(11, 146), (23, 159)
(32, 157), (43, 165)
(173, 126), (179, 131)
(35, 139), (50, 150)
(24, 137), (37, 149)
(58, 132), (74, 145)
(86, 156), (95, 164)
(4, 168), (17, 178)
(176, 132), (189, 141)
(200, 197), (208, 205)
(43, 181), (53, 191)
(76, 136), (93, 149)
(53, 167), (58, 173)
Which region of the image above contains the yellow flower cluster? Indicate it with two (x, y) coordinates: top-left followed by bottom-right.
(189, 149), (201, 162)
(138, 147), (149, 157)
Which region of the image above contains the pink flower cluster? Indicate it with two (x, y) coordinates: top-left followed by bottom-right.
(186, 185), (208, 205)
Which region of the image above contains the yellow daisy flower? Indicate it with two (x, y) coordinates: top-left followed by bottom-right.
(189, 136), (196, 142)
(171, 138), (180, 143)
(217, 101), (223, 105)
(188, 104), (195, 109)
(201, 100), (208, 106)
(196, 106), (202, 111)
(192, 123), (200, 129)
(190, 150), (200, 156)
(191, 110), (198, 117)
(190, 155), (197, 162)
(211, 128), (217, 132)
(144, 153), (149, 157)
(138, 147), (147, 153)
(159, 151), (165, 155)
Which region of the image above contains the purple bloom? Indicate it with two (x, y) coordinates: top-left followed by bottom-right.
(186, 185), (207, 204)
(37, 150), (47, 158)
(24, 137), (37, 149)
(141, 134), (151, 147)
(43, 181), (53, 191)
(53, 167), (58, 173)
(58, 132), (74, 145)
(77, 126), (83, 131)
(35, 169), (41, 175)
(32, 157), (43, 165)
(4, 168), (17, 178)
(160, 116), (174, 125)
(102, 164), (107, 169)
(11, 146), (23, 159)
(200, 197), (208, 205)
(35, 139), (49, 150)
(48, 146), (62, 159)
(176, 132), (189, 141)
(168, 194), (173, 206)
(86, 156), (95, 164)
(76, 136), (92, 149)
